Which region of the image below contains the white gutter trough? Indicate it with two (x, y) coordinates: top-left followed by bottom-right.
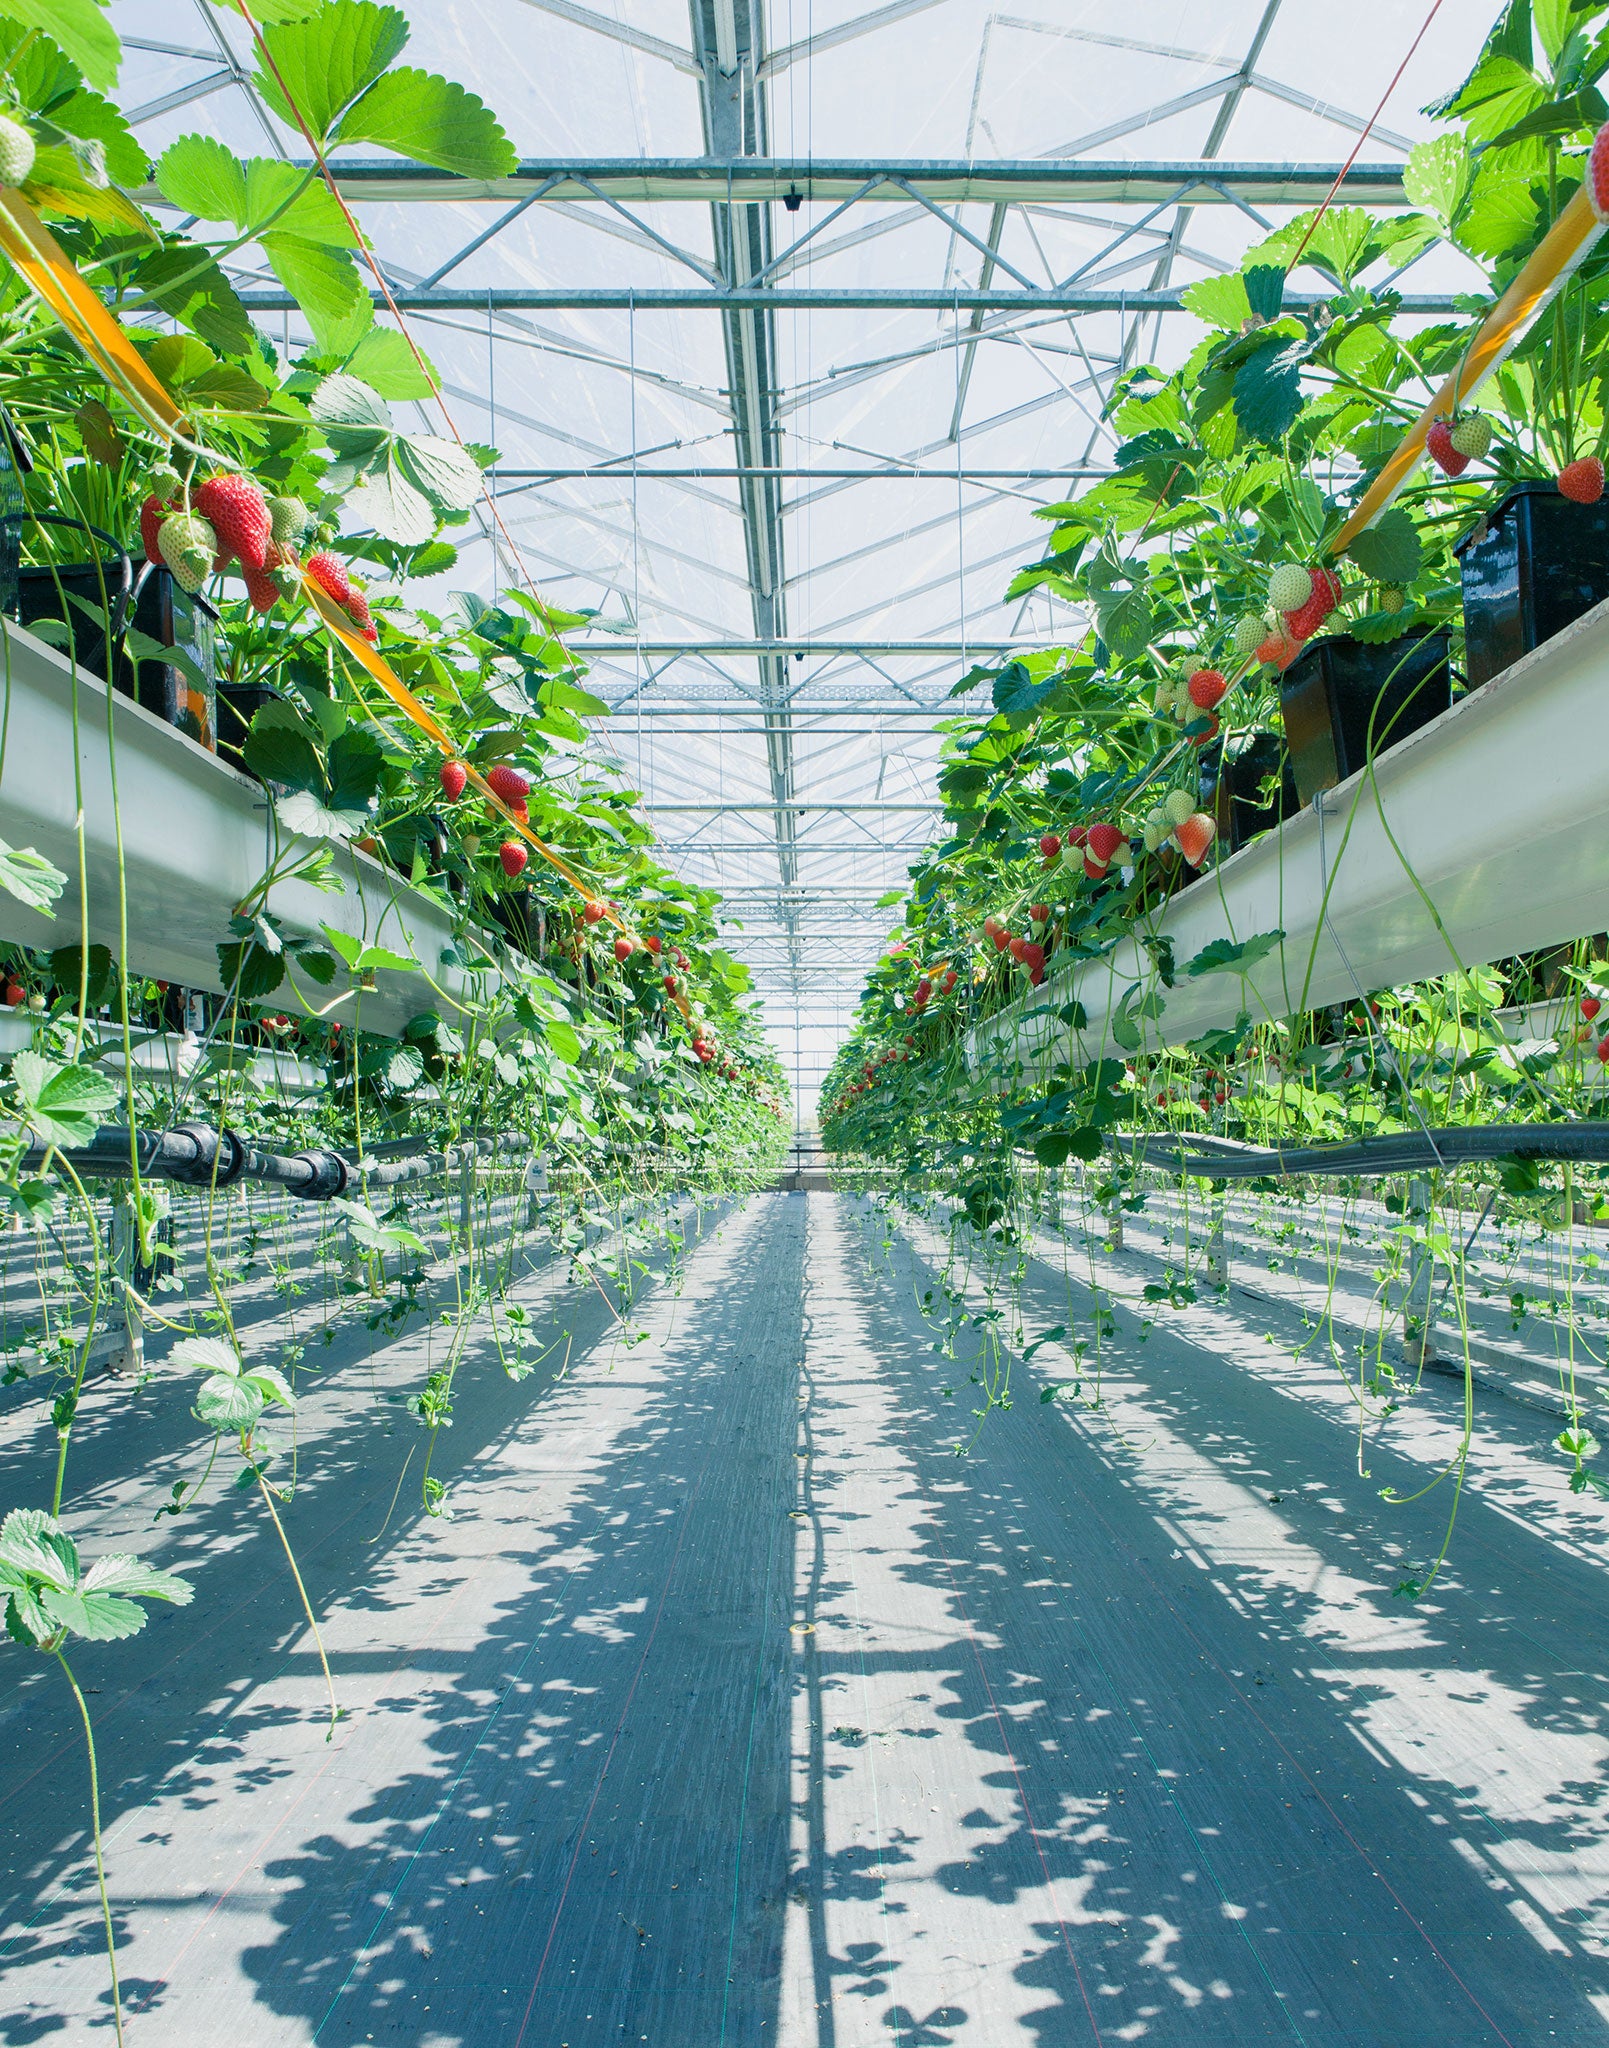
(0, 622), (492, 1039)
(973, 598), (1609, 1076)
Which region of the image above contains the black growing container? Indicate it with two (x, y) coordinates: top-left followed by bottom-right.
(15, 557), (217, 746)
(214, 681), (280, 760)
(1279, 631), (1451, 808)
(1455, 478), (1609, 689)
(490, 887), (539, 955)
(0, 410), (23, 613)
(1200, 729), (1296, 852)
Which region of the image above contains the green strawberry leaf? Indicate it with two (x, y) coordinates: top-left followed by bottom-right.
(0, 836), (66, 916)
(11, 1052), (120, 1147)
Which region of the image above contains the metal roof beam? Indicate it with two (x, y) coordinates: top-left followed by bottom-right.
(572, 640), (1024, 655)
(232, 284), (1458, 313)
(689, 0), (803, 987)
(159, 157), (1411, 207)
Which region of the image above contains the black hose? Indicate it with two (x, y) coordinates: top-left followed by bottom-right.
(1111, 1122), (1609, 1181)
(18, 1125), (532, 1200)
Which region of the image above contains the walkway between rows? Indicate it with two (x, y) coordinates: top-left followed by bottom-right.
(1, 1192), (1604, 2045)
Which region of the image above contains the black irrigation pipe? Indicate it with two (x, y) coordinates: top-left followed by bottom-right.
(1111, 1123), (1609, 1181)
(17, 1125), (534, 1201)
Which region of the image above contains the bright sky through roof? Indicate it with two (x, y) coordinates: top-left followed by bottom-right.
(114, 0), (1494, 1130)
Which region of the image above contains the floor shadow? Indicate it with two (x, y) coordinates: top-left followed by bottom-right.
(827, 1195), (1609, 2046)
(0, 1193), (733, 2043)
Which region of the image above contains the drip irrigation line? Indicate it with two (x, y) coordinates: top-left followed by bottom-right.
(15, 1124), (533, 1201)
(1112, 1123), (1609, 1181)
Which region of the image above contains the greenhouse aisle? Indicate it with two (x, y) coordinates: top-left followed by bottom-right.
(2, 1192), (1607, 2045)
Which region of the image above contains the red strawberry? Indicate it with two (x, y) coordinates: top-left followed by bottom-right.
(1583, 996), (1602, 1022)
(1029, 964), (1045, 986)
(915, 976), (932, 1000)
(3, 980), (22, 1007)
(1283, 567), (1342, 640)
(1187, 668), (1227, 710)
(663, 974), (677, 993)
(584, 900), (606, 924)
(1559, 457), (1606, 504)
(1257, 629), (1304, 671)
(1020, 942), (1045, 972)
(196, 473), (271, 572)
(1039, 832), (1061, 861)
(941, 969), (957, 992)
(305, 550), (351, 606)
(440, 760), (468, 801)
(614, 936), (634, 962)
(484, 764), (531, 807)
(506, 798), (529, 824)
(1426, 420), (1469, 478)
(1591, 121), (1609, 220)
(345, 586), (374, 631)
(498, 840), (528, 878)
(991, 927), (1010, 952)
(139, 493), (172, 565)
(1187, 711), (1220, 747)
(1085, 822), (1126, 867)
(1007, 938), (1026, 962)
(645, 935), (662, 955)
(1066, 825), (1090, 848)
(1030, 904), (1049, 924)
(242, 567), (281, 615)
(1597, 1036), (1609, 1066)
(1174, 812), (1216, 867)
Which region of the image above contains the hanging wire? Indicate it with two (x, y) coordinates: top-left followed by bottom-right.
(1288, 0), (1451, 271)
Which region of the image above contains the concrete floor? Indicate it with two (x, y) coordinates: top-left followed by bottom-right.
(1, 1191), (1606, 2044)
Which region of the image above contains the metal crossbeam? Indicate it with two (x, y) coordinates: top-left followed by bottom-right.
(647, 802), (940, 813)
(160, 156), (1410, 207)
(577, 640), (1027, 654)
(233, 285), (1458, 314)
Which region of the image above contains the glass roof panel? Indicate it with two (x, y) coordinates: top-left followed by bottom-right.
(109, 0), (1496, 1126)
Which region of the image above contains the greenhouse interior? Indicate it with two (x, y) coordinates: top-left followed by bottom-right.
(11, 0), (1609, 2041)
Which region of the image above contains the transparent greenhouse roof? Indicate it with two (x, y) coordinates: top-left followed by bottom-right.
(110, 0), (1493, 1124)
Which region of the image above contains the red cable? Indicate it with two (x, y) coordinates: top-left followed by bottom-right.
(1289, 0), (1449, 271)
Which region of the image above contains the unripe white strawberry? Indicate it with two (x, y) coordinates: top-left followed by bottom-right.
(1164, 788), (1194, 827)
(1268, 564), (1312, 612)
(1232, 613), (1266, 657)
(1448, 413), (1492, 460)
(0, 115), (35, 188)
(268, 494), (310, 545)
(156, 512), (217, 594)
(1143, 820), (1165, 852)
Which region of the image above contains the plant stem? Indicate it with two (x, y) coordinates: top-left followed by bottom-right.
(54, 1646), (125, 2048)
(254, 1465), (339, 1739)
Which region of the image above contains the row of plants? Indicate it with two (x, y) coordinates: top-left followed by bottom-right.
(0, 7), (788, 2037)
(820, 6), (1609, 1577)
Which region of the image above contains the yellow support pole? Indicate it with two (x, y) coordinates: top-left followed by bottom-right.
(1333, 180), (1606, 553)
